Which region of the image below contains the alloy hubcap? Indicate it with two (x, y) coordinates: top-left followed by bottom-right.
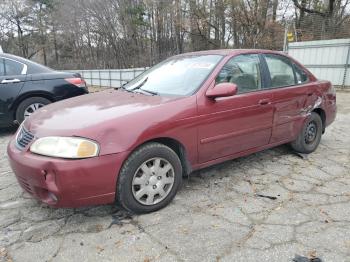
(305, 121), (317, 144)
(132, 157), (175, 206)
(24, 103), (44, 118)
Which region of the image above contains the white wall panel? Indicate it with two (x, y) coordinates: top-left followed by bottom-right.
(288, 39), (350, 86)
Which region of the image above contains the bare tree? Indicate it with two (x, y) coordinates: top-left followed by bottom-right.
(0, 0), (349, 70)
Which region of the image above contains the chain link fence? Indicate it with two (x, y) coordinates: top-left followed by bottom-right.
(284, 12), (350, 43)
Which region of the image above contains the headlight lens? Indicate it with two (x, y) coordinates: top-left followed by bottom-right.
(30, 137), (99, 159)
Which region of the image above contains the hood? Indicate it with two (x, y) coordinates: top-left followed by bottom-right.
(25, 89), (179, 138)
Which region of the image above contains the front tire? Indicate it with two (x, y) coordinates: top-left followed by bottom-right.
(16, 97), (51, 124)
(116, 142), (182, 214)
(291, 112), (322, 154)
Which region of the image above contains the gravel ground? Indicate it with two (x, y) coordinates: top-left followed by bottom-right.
(0, 92), (349, 262)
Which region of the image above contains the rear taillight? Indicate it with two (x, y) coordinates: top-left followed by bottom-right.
(65, 77), (87, 88)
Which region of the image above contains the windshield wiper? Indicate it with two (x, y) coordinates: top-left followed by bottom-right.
(116, 86), (129, 92)
(117, 77), (157, 95)
(115, 82), (131, 91)
(135, 88), (158, 96)
(130, 77), (148, 91)
(130, 77), (158, 95)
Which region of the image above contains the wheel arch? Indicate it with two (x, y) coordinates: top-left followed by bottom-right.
(312, 108), (326, 133)
(125, 137), (192, 177)
(10, 91), (56, 118)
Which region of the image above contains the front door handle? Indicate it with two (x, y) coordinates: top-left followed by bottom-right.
(258, 99), (271, 105)
(1, 79), (20, 84)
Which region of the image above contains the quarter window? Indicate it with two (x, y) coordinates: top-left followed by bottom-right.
(216, 54), (262, 94)
(294, 64), (309, 84)
(4, 59), (24, 76)
(264, 54), (295, 88)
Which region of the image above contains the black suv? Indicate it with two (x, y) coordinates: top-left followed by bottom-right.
(0, 53), (88, 127)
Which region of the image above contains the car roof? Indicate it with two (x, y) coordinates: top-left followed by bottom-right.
(175, 49), (285, 57)
(0, 53), (53, 74)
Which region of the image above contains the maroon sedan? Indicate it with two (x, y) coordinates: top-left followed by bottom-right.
(7, 49), (336, 213)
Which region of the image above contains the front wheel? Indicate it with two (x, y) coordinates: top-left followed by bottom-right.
(15, 97), (51, 124)
(291, 112), (322, 154)
(116, 142), (182, 214)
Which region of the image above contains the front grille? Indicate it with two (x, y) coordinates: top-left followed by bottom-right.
(16, 125), (34, 149)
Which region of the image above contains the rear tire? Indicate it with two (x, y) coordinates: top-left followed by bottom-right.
(116, 142), (182, 214)
(15, 97), (51, 124)
(291, 112), (322, 154)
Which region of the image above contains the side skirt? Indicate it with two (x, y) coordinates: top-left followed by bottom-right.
(192, 138), (293, 171)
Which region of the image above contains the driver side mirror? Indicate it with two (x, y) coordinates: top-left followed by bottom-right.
(206, 82), (238, 99)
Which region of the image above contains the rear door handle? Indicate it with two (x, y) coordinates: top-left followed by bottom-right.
(307, 93), (313, 97)
(258, 99), (271, 105)
(1, 79), (21, 84)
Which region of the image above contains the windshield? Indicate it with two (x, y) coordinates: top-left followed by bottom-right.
(123, 55), (223, 96)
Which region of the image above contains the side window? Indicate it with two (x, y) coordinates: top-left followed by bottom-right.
(294, 64), (309, 84)
(0, 59), (4, 77)
(4, 59), (24, 76)
(216, 54), (262, 94)
(264, 54), (295, 88)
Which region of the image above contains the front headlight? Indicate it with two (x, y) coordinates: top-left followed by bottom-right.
(30, 137), (99, 159)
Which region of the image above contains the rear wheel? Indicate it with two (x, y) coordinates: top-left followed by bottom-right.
(116, 142), (182, 214)
(291, 112), (322, 154)
(15, 97), (51, 124)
